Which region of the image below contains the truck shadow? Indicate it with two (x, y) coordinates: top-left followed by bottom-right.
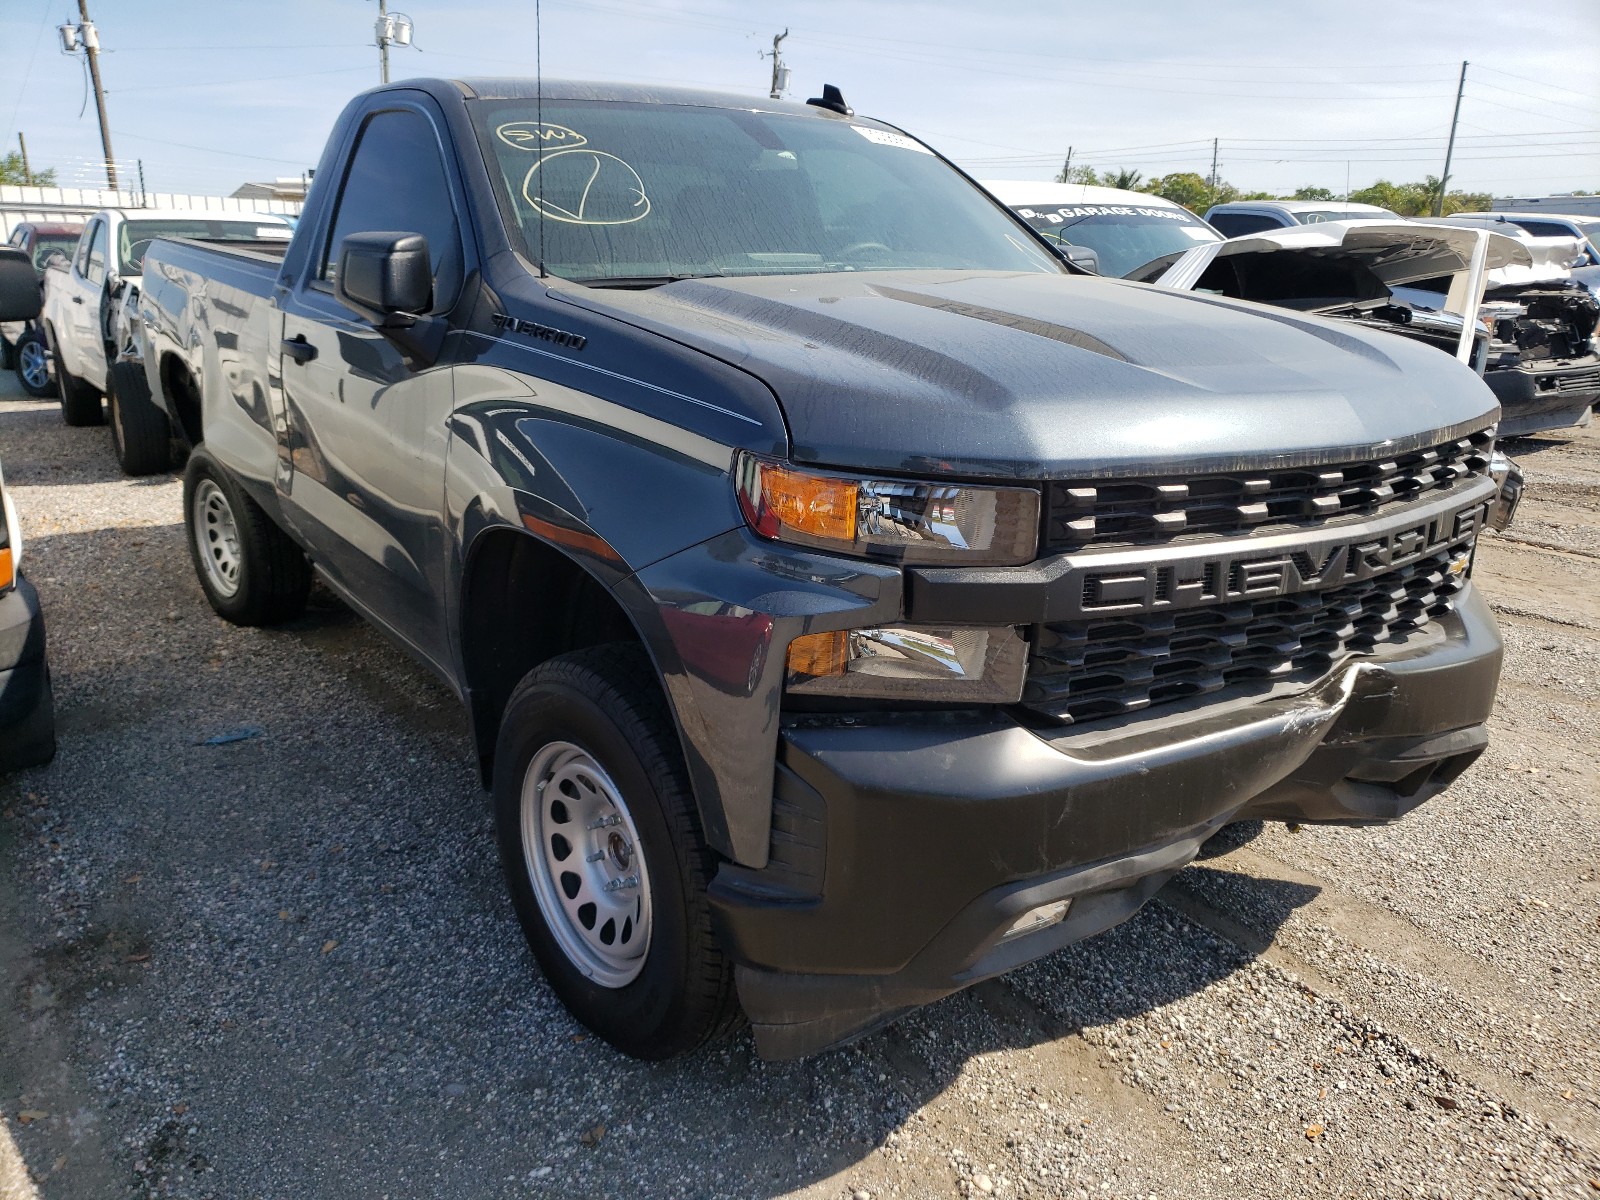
(5, 520), (1319, 1199)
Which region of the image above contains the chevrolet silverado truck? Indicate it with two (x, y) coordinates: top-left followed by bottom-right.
(138, 79), (1507, 1061)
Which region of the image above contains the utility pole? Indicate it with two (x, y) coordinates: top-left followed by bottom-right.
(378, 0), (390, 84)
(765, 30), (789, 100)
(1209, 137), (1219, 202)
(60, 1), (118, 190)
(1061, 146), (1073, 183)
(1435, 60), (1468, 217)
(373, 2), (413, 84)
(17, 133), (33, 186)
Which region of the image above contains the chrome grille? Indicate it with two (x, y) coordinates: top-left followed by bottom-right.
(1023, 548), (1466, 726)
(1043, 431), (1493, 553)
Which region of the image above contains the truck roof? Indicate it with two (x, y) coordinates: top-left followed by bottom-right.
(1208, 199), (1396, 215)
(978, 181), (1191, 211)
(443, 76), (850, 119)
(79, 206), (294, 224)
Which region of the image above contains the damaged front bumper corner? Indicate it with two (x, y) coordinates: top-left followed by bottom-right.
(711, 585), (1502, 1060)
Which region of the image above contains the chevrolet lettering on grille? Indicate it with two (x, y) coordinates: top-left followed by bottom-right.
(1045, 484), (1494, 623)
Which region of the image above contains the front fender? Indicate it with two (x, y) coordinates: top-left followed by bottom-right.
(634, 531), (902, 867)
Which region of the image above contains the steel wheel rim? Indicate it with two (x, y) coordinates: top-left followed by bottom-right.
(18, 340), (49, 390)
(192, 478), (242, 599)
(521, 740), (652, 988)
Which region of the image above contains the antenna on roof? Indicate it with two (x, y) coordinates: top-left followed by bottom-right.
(806, 84), (851, 117)
(535, 0), (546, 277)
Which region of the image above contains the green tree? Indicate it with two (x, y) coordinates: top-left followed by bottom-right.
(0, 151), (56, 187)
(1350, 178), (1431, 215)
(1293, 186), (1336, 201)
(1055, 160), (1100, 185)
(1105, 167), (1144, 190)
(1141, 172), (1219, 213)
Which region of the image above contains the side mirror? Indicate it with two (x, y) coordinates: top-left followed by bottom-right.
(336, 231), (432, 321)
(1058, 243), (1100, 275)
(0, 248), (41, 322)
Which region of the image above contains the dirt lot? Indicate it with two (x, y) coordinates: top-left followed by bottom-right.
(1, 368), (1597, 1199)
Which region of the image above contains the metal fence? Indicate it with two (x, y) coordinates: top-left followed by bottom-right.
(1, 185), (302, 241)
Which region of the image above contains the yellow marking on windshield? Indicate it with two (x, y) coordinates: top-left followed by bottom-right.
(497, 121), (589, 151)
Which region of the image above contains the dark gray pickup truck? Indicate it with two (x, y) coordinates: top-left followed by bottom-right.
(136, 78), (1506, 1061)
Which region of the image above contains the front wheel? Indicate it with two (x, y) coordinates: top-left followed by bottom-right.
(14, 332), (55, 399)
(183, 451), (310, 625)
(493, 645), (738, 1059)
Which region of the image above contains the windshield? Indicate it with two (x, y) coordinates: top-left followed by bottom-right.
(30, 235), (79, 270)
(468, 99), (1060, 284)
(117, 218), (291, 275)
(1007, 202), (1221, 278)
(1295, 208), (1397, 224)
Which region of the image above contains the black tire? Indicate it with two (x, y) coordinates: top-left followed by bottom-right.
(182, 450), (311, 625)
(49, 330), (104, 426)
(108, 360), (172, 476)
(13, 331), (55, 399)
(0, 667), (56, 771)
(0, 333), (13, 371)
(493, 645), (739, 1059)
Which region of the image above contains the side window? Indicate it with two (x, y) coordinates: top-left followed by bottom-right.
(83, 221), (108, 284)
(320, 107), (461, 304)
(75, 223), (97, 273)
(1510, 219), (1572, 239)
(1209, 213), (1281, 237)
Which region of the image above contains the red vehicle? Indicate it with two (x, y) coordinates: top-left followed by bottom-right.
(2, 220), (84, 397)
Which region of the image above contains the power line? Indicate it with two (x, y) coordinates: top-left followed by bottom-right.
(1473, 65), (1597, 105)
(1471, 78), (1600, 118)
(109, 65), (372, 94)
(116, 131), (316, 165)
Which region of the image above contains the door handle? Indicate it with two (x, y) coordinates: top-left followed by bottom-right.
(282, 335), (317, 364)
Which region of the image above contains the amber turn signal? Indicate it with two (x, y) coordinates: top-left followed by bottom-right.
(737, 458), (858, 544)
(786, 629), (849, 678)
(0, 547), (12, 593)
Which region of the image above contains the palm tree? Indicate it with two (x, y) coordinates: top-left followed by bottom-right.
(1107, 168), (1144, 191)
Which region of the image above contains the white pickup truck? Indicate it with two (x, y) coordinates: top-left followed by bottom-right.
(38, 208), (292, 446)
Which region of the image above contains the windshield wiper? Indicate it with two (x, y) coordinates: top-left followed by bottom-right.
(568, 273), (716, 289)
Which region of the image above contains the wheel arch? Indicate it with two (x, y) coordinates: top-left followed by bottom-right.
(158, 350), (203, 448)
(456, 522), (730, 855)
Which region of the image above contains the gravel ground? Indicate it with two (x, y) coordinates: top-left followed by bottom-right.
(1, 371), (1597, 1200)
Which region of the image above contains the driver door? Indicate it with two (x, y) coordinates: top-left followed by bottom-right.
(275, 100), (468, 673)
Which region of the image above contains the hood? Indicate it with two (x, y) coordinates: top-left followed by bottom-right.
(1156, 220), (1531, 293)
(555, 270), (1498, 479)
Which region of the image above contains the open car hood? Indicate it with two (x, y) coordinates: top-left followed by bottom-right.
(1153, 220), (1531, 293)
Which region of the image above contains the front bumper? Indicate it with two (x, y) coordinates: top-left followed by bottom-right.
(1486, 359), (1600, 437)
(712, 584), (1501, 1059)
(0, 575), (56, 770)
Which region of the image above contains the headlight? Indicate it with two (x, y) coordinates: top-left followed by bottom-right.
(735, 452), (1039, 566)
(786, 624), (1028, 703)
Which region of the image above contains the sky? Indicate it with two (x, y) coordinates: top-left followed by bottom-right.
(2, 0), (1596, 201)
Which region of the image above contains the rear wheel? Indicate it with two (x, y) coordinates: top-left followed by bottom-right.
(108, 360), (172, 476)
(14, 332), (55, 399)
(493, 645), (738, 1059)
(50, 332), (104, 426)
(183, 451), (310, 625)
